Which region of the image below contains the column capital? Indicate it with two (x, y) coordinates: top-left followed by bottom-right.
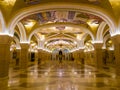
(38, 48), (44, 52)
(20, 43), (30, 49)
(79, 49), (84, 52)
(16, 48), (21, 51)
(93, 43), (103, 49)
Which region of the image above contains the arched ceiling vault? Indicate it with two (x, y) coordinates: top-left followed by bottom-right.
(28, 23), (95, 42)
(13, 36), (21, 49)
(8, 3), (116, 35)
(0, 0), (120, 51)
(12, 3), (113, 51)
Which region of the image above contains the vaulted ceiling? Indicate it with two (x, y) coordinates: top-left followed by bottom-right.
(0, 0), (119, 52)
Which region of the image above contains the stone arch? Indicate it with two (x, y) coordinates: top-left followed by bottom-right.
(80, 33), (89, 47)
(14, 29), (21, 40)
(28, 23), (95, 42)
(8, 3), (116, 36)
(96, 21), (107, 42)
(17, 22), (27, 43)
(103, 34), (114, 50)
(13, 36), (21, 49)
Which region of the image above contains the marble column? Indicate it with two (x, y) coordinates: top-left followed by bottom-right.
(0, 35), (12, 90)
(108, 50), (114, 64)
(35, 51), (38, 62)
(38, 49), (42, 64)
(20, 43), (29, 70)
(93, 43), (103, 69)
(73, 51), (77, 61)
(102, 49), (107, 65)
(112, 35), (120, 76)
(16, 49), (21, 66)
(10, 50), (13, 66)
(79, 49), (84, 64)
(76, 50), (80, 61)
(38, 49), (40, 59)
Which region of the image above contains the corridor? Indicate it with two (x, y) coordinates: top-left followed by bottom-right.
(8, 61), (119, 90)
(1, 0), (120, 90)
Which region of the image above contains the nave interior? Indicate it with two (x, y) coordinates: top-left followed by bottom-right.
(0, 0), (120, 90)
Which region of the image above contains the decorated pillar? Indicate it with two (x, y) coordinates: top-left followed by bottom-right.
(102, 48), (107, 65)
(20, 43), (29, 70)
(112, 35), (120, 76)
(0, 35), (12, 90)
(79, 49), (85, 64)
(16, 49), (21, 66)
(38, 49), (42, 64)
(93, 43), (103, 69)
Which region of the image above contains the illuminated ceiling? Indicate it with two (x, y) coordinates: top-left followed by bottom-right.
(19, 9), (103, 51)
(21, 10), (102, 30)
(0, 0), (119, 52)
(0, 0), (115, 21)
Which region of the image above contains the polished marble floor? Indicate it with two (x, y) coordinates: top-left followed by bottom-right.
(8, 61), (120, 90)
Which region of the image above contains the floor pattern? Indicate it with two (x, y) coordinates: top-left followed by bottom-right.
(8, 61), (120, 90)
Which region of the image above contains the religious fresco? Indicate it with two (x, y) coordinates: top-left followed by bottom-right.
(68, 11), (76, 20)
(21, 10), (103, 27)
(23, 0), (101, 5)
(24, 0), (40, 5)
(87, 0), (100, 4)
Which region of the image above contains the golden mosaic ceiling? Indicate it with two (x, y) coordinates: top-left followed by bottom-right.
(0, 0), (119, 51)
(0, 0), (118, 22)
(21, 10), (103, 34)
